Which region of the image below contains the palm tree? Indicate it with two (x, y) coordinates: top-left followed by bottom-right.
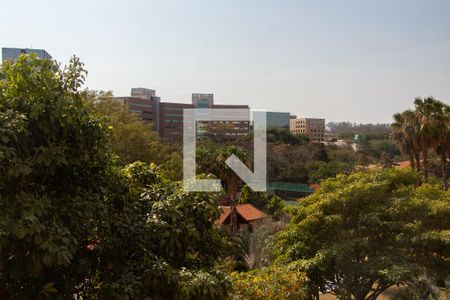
(430, 100), (450, 190)
(392, 112), (416, 170)
(393, 97), (449, 188)
(391, 110), (421, 172)
(414, 97), (440, 182)
(403, 109), (422, 172)
(216, 146), (249, 235)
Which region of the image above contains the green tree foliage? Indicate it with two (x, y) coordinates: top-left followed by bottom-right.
(265, 195), (285, 221)
(267, 143), (337, 183)
(267, 127), (309, 145)
(237, 185), (267, 209)
(0, 54), (113, 298)
(96, 162), (231, 299)
(85, 90), (183, 180)
(327, 121), (391, 137)
(275, 169), (450, 300)
(229, 266), (308, 300)
(0, 55), (230, 299)
(305, 160), (354, 183)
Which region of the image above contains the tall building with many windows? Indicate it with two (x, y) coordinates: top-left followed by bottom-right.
(290, 117), (325, 141)
(113, 89), (249, 140)
(2, 47), (52, 61)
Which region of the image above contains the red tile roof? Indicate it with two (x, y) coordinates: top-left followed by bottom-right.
(218, 204), (268, 224)
(395, 160), (411, 169)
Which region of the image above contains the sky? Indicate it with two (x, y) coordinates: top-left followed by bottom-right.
(2, 0), (450, 123)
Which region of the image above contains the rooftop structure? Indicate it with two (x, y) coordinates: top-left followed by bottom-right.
(2, 47), (52, 61)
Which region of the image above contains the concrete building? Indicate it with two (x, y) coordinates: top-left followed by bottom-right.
(2, 47), (52, 61)
(290, 117), (325, 141)
(113, 89), (250, 140)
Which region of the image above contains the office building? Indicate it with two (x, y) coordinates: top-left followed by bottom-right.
(266, 112), (290, 129)
(114, 89), (250, 140)
(131, 88), (157, 100)
(192, 93), (214, 108)
(290, 117), (325, 141)
(2, 47), (52, 61)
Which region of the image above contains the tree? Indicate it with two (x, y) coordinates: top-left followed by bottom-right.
(406, 184), (450, 297)
(96, 162), (231, 299)
(237, 185), (267, 210)
(0, 54), (112, 298)
(265, 195), (285, 221)
(305, 160), (353, 183)
(196, 143), (250, 235)
(392, 110), (419, 171)
(392, 97), (450, 188)
(229, 266), (308, 300)
(414, 97), (440, 182)
(85, 90), (183, 180)
(274, 169), (449, 300)
(430, 100), (450, 190)
(216, 146), (249, 235)
(267, 127), (309, 145)
(0, 55), (232, 299)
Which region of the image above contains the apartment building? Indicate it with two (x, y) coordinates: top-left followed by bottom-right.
(113, 89), (249, 140)
(290, 117), (325, 141)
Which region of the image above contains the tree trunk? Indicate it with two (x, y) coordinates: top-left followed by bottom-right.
(415, 152), (421, 172)
(229, 194), (238, 236)
(423, 149), (429, 183)
(409, 152), (415, 171)
(442, 151), (448, 191)
(228, 179), (238, 236)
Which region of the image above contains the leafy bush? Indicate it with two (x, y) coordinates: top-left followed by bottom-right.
(229, 266), (308, 300)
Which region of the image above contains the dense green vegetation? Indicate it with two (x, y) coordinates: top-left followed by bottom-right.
(0, 55), (229, 299)
(0, 55), (448, 299)
(327, 122), (391, 139)
(275, 169), (449, 299)
(85, 90), (183, 180)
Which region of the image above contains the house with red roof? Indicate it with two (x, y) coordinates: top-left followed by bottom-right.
(217, 203), (269, 233)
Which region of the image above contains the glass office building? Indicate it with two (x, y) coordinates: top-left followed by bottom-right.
(266, 112), (290, 129)
(2, 47), (52, 61)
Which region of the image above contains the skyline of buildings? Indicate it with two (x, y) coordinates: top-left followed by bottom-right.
(0, 47), (326, 141)
(115, 87), (326, 141)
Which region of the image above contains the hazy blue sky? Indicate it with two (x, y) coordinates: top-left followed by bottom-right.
(2, 0), (450, 123)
